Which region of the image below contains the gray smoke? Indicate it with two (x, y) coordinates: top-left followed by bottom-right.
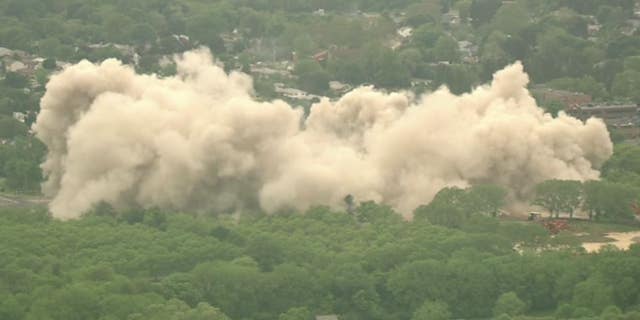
(34, 49), (613, 220)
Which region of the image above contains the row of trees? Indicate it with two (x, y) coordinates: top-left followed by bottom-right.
(532, 179), (638, 222)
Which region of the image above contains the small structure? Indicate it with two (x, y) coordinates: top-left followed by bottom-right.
(567, 104), (639, 127)
(0, 47), (13, 57)
(443, 10), (460, 26)
(313, 50), (329, 63)
(12, 112), (26, 123)
(172, 34), (191, 48)
(532, 87), (592, 108)
(316, 315), (339, 320)
(329, 81), (351, 93)
(528, 212), (542, 221)
(397, 27), (413, 39)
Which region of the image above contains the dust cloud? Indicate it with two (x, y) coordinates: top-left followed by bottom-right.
(33, 48), (613, 219)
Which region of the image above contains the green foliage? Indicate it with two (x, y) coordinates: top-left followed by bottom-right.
(432, 35), (460, 63)
(414, 187), (468, 228)
(295, 59), (330, 94)
(279, 307), (312, 320)
(582, 180), (637, 222)
(572, 277), (614, 314)
(128, 299), (230, 320)
(546, 76), (608, 100)
(493, 292), (526, 317)
(542, 100), (566, 118)
(0, 115), (28, 140)
(4, 72), (29, 88)
(467, 184), (507, 217)
(470, 0), (503, 27)
(414, 184), (507, 227)
(0, 137), (45, 192)
(490, 2), (530, 34)
(0, 200), (640, 320)
(612, 70), (640, 103)
(412, 300), (451, 320)
(532, 180), (582, 218)
(601, 305), (623, 320)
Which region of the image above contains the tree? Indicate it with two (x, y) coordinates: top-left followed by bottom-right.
(399, 48), (423, 76)
(546, 76), (608, 101)
(479, 31), (511, 80)
(279, 307), (311, 320)
(27, 284), (102, 320)
(362, 45), (411, 89)
(432, 35), (460, 63)
(130, 23), (157, 44)
(467, 184), (507, 217)
(455, 0), (473, 21)
(411, 24), (444, 52)
(572, 277), (614, 315)
(432, 63), (479, 94)
(412, 300), (451, 320)
(528, 28), (603, 82)
(532, 180), (582, 218)
(295, 59), (330, 94)
(387, 259), (450, 310)
(4, 72), (29, 88)
(490, 2), (530, 34)
(185, 10), (229, 52)
(612, 70), (640, 103)
(190, 262), (262, 318)
(582, 181), (637, 222)
(128, 299), (230, 320)
(542, 100), (566, 118)
(38, 37), (62, 58)
(0, 295), (25, 320)
(0, 115), (28, 140)
(470, 0), (502, 27)
(601, 305), (623, 320)
(246, 234), (284, 271)
(493, 292), (526, 317)
(414, 187), (468, 228)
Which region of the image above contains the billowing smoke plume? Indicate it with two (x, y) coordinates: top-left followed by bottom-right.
(34, 49), (613, 220)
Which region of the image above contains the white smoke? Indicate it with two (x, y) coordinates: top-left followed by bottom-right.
(34, 49), (613, 220)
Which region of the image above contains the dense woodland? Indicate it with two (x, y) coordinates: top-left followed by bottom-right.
(2, 0), (640, 319)
(2, 196), (640, 320)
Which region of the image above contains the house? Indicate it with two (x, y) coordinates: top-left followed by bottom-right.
(567, 104), (639, 127)
(329, 81), (351, 93)
(458, 40), (478, 63)
(250, 62), (291, 78)
(443, 10), (461, 26)
(390, 12), (407, 25)
(0, 47), (13, 58)
(7, 61), (27, 73)
(274, 83), (321, 101)
(622, 19), (640, 35)
(313, 50), (329, 63)
(397, 27), (413, 39)
(316, 315), (339, 320)
(12, 112), (26, 123)
(587, 22), (601, 36)
(532, 87), (592, 108)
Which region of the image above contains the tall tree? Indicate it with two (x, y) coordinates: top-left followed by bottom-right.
(532, 180), (582, 218)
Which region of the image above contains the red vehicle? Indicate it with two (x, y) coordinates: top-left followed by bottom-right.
(542, 219), (570, 235)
